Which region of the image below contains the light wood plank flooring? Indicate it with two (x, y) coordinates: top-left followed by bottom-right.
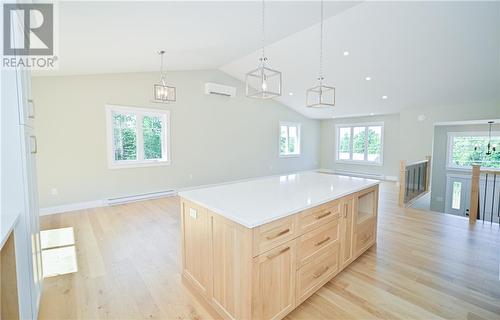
(39, 182), (500, 319)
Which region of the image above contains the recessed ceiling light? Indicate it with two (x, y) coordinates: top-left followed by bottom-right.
(370, 113), (375, 116)
(343, 51), (350, 56)
(382, 95), (388, 100)
(332, 116), (336, 119)
(288, 92), (294, 96)
(365, 76), (372, 81)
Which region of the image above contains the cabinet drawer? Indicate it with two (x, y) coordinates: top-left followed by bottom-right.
(354, 219), (376, 256)
(297, 220), (339, 268)
(296, 243), (339, 304)
(253, 216), (297, 256)
(298, 200), (340, 234)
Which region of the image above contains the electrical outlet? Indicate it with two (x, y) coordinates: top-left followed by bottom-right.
(189, 208), (197, 219)
(50, 188), (58, 196)
(189, 174), (193, 179)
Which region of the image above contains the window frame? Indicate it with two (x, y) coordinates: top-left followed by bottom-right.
(446, 131), (500, 171)
(335, 122), (384, 166)
(105, 104), (171, 169)
(279, 121), (302, 158)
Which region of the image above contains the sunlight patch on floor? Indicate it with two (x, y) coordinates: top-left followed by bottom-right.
(40, 227), (78, 278)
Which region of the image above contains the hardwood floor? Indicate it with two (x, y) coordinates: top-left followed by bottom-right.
(39, 182), (500, 320)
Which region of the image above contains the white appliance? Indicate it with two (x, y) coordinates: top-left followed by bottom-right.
(204, 82), (236, 97)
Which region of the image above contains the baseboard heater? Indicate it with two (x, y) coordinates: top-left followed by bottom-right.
(106, 190), (176, 206)
(318, 170), (384, 180)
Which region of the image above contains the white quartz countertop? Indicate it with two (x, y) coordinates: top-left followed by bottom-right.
(178, 171), (379, 228)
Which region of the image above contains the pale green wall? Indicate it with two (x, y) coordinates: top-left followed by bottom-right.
(399, 101), (500, 163)
(320, 113), (401, 179)
(430, 123), (500, 212)
(33, 70), (321, 208)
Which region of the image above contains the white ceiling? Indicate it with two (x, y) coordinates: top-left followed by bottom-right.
(37, 1), (499, 119)
(41, 1), (358, 74)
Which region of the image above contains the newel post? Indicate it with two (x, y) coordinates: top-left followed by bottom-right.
(398, 160), (406, 207)
(469, 165), (480, 224)
(425, 155), (431, 192)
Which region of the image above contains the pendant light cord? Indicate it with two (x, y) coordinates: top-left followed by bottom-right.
(159, 50), (166, 83)
(261, 0), (266, 64)
(319, 0), (324, 83)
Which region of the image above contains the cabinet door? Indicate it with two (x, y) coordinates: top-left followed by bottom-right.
(353, 186), (378, 257)
(252, 240), (296, 320)
(339, 196), (355, 269)
(23, 126), (43, 316)
(181, 201), (211, 297)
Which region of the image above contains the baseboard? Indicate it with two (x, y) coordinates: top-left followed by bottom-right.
(40, 190), (177, 216)
(106, 190), (176, 205)
(39, 200), (105, 216)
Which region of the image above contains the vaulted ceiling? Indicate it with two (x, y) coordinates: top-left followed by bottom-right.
(37, 1), (500, 119)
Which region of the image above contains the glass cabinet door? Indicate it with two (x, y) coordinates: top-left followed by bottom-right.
(356, 187), (377, 225)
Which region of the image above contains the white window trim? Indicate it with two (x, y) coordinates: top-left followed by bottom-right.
(105, 104), (171, 169)
(279, 121), (301, 158)
(446, 131), (500, 171)
(334, 122), (384, 166)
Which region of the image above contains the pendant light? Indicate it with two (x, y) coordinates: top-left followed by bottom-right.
(245, 0), (282, 99)
(306, 0), (335, 108)
(474, 121), (497, 155)
(153, 50), (176, 103)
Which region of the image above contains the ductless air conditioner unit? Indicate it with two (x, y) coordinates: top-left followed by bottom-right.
(204, 82), (236, 97)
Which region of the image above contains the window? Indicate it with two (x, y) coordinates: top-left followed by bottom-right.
(279, 122), (301, 157)
(335, 123), (383, 164)
(106, 105), (170, 168)
(447, 132), (500, 169)
(452, 181), (462, 209)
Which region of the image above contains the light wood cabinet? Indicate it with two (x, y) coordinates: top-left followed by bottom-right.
(252, 240), (297, 320)
(180, 184), (378, 320)
(181, 201), (211, 298)
(353, 186), (379, 258)
(340, 196), (355, 269)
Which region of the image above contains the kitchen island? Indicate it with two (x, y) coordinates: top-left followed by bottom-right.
(178, 171), (379, 320)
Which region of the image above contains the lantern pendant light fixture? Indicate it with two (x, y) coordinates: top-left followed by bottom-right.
(245, 0), (282, 99)
(306, 0), (335, 108)
(153, 50), (176, 103)
(474, 121), (497, 155)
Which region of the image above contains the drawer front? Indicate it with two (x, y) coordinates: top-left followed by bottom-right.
(354, 219), (376, 256)
(298, 200), (340, 234)
(296, 243), (339, 304)
(253, 216), (297, 256)
(297, 219), (339, 268)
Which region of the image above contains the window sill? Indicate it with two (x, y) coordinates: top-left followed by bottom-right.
(279, 153), (301, 158)
(108, 160), (171, 170)
(335, 159), (383, 167)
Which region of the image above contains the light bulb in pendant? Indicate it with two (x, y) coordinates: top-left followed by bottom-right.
(261, 80), (267, 90)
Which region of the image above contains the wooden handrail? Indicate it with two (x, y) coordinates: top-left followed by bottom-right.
(406, 159), (430, 167)
(479, 169), (500, 175)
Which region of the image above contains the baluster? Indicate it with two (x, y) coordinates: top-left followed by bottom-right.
(417, 165), (422, 193)
(497, 174), (500, 224)
(491, 174), (496, 224)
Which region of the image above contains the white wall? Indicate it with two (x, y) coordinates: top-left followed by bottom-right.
(33, 70), (321, 208)
(320, 113), (401, 179)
